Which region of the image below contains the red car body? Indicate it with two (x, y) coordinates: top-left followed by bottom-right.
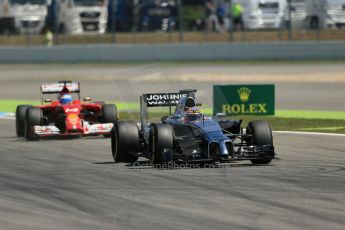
(16, 81), (117, 140)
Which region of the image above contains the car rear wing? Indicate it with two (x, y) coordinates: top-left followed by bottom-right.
(40, 81), (80, 103)
(140, 89), (197, 130)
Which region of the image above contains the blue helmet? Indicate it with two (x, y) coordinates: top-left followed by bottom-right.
(60, 94), (72, 104)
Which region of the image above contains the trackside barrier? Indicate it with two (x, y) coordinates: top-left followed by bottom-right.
(0, 41), (344, 63)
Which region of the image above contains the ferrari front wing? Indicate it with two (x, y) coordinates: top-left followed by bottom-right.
(33, 122), (114, 137)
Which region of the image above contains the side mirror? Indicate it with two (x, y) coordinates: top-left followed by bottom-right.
(84, 97), (92, 102)
(44, 98), (52, 103)
(196, 103), (202, 107)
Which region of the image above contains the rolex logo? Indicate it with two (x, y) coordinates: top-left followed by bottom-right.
(237, 87), (251, 102)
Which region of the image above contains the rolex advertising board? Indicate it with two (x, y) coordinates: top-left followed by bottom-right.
(213, 85), (275, 116)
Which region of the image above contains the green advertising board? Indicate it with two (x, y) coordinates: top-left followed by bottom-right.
(213, 84), (275, 116)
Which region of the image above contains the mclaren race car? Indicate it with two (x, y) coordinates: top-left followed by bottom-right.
(111, 89), (276, 165)
(16, 81), (118, 140)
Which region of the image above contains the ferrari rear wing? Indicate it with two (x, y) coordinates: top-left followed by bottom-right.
(140, 89), (197, 130)
(41, 81), (80, 94)
(40, 81), (80, 103)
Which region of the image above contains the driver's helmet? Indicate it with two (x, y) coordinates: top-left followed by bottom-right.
(185, 107), (202, 122)
(60, 94), (73, 104)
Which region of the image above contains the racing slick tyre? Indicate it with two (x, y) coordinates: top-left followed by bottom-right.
(111, 121), (139, 163)
(102, 104), (118, 123)
(102, 104), (118, 137)
(149, 124), (174, 165)
(16, 105), (32, 137)
(25, 107), (42, 141)
(246, 120), (273, 165)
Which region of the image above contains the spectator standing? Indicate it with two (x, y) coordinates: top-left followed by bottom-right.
(231, 1), (244, 31)
(216, 1), (227, 32)
(206, 0), (220, 32)
(223, 0), (232, 32)
(44, 27), (53, 47)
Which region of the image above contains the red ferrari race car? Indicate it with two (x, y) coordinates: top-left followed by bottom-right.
(15, 81), (118, 140)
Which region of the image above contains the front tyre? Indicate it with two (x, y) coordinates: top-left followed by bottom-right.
(102, 104), (118, 123)
(246, 120), (273, 165)
(25, 107), (42, 141)
(111, 121), (139, 163)
(149, 124), (174, 165)
(16, 105), (32, 137)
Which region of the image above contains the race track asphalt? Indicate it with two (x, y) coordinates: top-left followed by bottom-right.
(1, 63), (345, 230)
(1, 119), (345, 230)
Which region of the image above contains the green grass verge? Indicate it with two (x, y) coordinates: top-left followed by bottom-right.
(296, 126), (345, 131)
(0, 100), (41, 112)
(2, 100), (345, 134)
(238, 116), (345, 134)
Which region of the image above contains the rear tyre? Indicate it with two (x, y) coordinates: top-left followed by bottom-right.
(16, 105), (32, 137)
(149, 124), (174, 165)
(111, 121), (139, 163)
(102, 104), (118, 123)
(25, 107), (42, 141)
(246, 120), (273, 165)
